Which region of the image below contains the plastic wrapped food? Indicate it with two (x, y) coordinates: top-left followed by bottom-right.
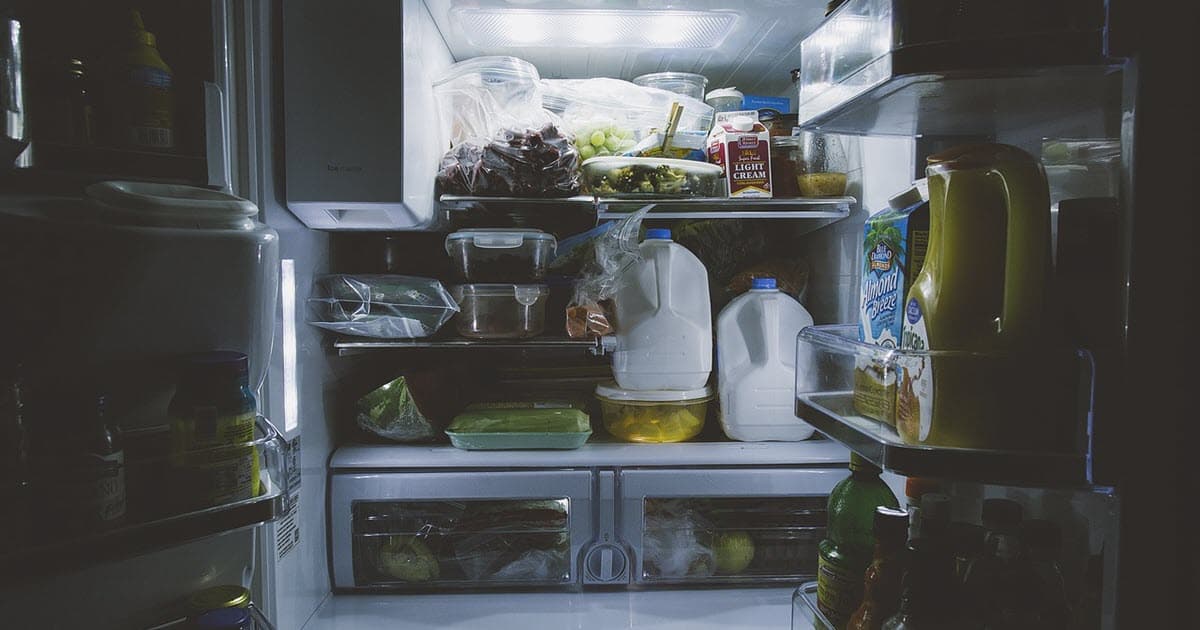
(452, 500), (571, 582)
(542, 78), (714, 151)
(355, 376), (448, 443)
(643, 499), (717, 579)
(566, 207), (651, 338)
(308, 275), (459, 338)
(374, 535), (440, 582)
(433, 56), (544, 149)
(436, 124), (581, 197)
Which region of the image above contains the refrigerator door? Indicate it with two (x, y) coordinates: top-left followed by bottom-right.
(618, 468), (844, 586)
(331, 471), (594, 590)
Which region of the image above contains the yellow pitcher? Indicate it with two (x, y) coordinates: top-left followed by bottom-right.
(896, 143), (1069, 451)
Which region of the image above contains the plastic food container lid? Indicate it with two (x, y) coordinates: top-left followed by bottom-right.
(432, 55), (539, 86)
(633, 72), (708, 86)
(595, 382), (713, 402)
(452, 284), (549, 305)
(706, 87), (743, 101)
(445, 228), (556, 249)
(581, 155), (723, 177)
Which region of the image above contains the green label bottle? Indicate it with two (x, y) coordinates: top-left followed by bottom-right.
(818, 453), (900, 629)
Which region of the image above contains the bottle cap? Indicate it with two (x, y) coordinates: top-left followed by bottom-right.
(644, 228), (672, 240)
(981, 498), (1023, 530)
(179, 351), (250, 386)
(873, 506), (910, 541)
(751, 277), (777, 290)
(731, 116), (755, 132)
(887, 186), (924, 210)
(848, 452), (881, 473)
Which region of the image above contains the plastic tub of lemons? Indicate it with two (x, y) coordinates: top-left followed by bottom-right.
(594, 382), (712, 443)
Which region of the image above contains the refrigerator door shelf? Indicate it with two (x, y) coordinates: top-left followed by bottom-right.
(1, 416), (287, 585)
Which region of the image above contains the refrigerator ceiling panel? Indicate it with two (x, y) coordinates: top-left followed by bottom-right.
(425, 0), (830, 98)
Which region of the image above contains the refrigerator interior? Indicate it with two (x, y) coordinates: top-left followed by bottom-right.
(1, 0), (1145, 628)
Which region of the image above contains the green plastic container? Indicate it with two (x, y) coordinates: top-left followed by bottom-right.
(445, 405), (592, 450)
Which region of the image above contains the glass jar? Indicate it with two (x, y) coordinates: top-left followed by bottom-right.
(796, 131), (849, 197)
(168, 351), (260, 510)
(770, 136), (802, 198)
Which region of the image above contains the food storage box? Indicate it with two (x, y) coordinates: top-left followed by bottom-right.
(581, 156), (722, 198)
(595, 383), (712, 443)
(308, 275), (460, 338)
(632, 72), (709, 101)
(445, 405), (592, 450)
(450, 284), (549, 339)
(445, 229), (557, 283)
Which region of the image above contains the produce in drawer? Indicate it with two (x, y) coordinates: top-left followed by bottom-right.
(642, 499), (717, 579)
(452, 500), (571, 582)
(374, 535), (440, 582)
(713, 531), (756, 574)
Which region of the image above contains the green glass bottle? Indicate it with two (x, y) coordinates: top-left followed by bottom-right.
(818, 453), (901, 629)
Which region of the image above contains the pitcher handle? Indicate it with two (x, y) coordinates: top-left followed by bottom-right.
(989, 153), (1051, 342)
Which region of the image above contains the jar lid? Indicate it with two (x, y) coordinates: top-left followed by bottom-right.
(187, 585), (251, 612)
(706, 87), (743, 100)
(193, 607), (251, 630)
(594, 381), (713, 402)
(445, 228), (556, 249)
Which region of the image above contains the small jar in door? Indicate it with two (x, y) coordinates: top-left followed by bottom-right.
(797, 131), (849, 196)
(34, 391), (126, 530)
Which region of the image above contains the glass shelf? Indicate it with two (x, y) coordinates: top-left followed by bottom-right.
(792, 581), (833, 630)
(439, 195), (855, 220)
(335, 336), (603, 357)
(0, 416), (287, 584)
(794, 325), (1092, 486)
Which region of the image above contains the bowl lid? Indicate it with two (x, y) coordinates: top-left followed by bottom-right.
(446, 228), (556, 249)
(595, 381), (713, 402)
(706, 87), (743, 100)
(580, 155), (722, 175)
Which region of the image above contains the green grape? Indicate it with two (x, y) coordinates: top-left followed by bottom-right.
(590, 130), (607, 148)
(596, 148), (612, 157)
(605, 135), (621, 152)
(579, 144), (596, 160)
(618, 128), (633, 140)
(619, 139), (637, 151)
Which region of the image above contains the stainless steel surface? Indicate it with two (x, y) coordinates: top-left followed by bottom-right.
(2, 16), (27, 166)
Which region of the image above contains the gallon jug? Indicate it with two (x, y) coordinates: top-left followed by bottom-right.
(717, 278), (816, 441)
(611, 228), (712, 391)
(897, 143), (1063, 450)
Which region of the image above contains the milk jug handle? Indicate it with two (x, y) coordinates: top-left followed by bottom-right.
(991, 160), (1050, 341)
(653, 244), (673, 317)
(763, 296), (781, 364)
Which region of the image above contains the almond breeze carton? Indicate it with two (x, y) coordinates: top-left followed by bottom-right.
(853, 186), (929, 425)
(707, 110), (772, 198)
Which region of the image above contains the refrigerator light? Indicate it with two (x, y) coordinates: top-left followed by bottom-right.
(451, 8), (738, 49)
(281, 259), (299, 434)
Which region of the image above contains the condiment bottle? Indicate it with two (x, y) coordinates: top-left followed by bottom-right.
(169, 351), (260, 510)
(108, 10), (175, 150)
(35, 391), (126, 530)
(848, 506), (910, 630)
(881, 540), (957, 630)
(818, 453), (901, 628)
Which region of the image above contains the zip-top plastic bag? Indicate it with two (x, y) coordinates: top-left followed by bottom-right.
(565, 207), (652, 338)
(308, 275), (458, 338)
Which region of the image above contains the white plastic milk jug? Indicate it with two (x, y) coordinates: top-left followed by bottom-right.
(717, 277), (817, 441)
(611, 228), (712, 391)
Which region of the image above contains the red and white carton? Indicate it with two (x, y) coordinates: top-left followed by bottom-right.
(707, 110), (773, 198)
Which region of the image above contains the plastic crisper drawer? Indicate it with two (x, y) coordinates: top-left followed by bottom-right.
(330, 471), (593, 591)
(618, 468), (842, 586)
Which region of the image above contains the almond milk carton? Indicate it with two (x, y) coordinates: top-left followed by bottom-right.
(707, 110), (772, 198)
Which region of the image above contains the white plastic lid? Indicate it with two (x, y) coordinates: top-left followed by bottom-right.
(706, 87), (743, 101)
(445, 228), (556, 250)
(595, 381), (713, 402)
(84, 181), (259, 229)
(731, 116), (756, 132)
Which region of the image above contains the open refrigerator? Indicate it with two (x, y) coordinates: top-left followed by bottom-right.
(0, 0), (1185, 629)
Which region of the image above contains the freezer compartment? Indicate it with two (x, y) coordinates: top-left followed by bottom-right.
(619, 469), (842, 586)
(331, 471), (593, 591)
(795, 324), (1093, 486)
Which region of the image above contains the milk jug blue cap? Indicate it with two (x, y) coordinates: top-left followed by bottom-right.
(645, 228), (672, 240)
(751, 277), (777, 290)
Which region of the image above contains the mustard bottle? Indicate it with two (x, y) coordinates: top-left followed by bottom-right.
(113, 10), (175, 150)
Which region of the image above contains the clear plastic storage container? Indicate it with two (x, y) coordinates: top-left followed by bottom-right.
(308, 275), (460, 339)
(581, 156), (722, 198)
(432, 56), (543, 147)
(450, 284), (549, 339)
(445, 229), (557, 283)
(633, 72), (709, 101)
(444, 405), (592, 450)
(705, 88), (744, 113)
(595, 382), (712, 443)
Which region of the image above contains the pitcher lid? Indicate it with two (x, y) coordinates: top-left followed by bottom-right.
(926, 143), (1036, 173)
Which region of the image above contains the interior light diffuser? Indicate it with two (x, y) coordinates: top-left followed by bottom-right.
(451, 8), (738, 49)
